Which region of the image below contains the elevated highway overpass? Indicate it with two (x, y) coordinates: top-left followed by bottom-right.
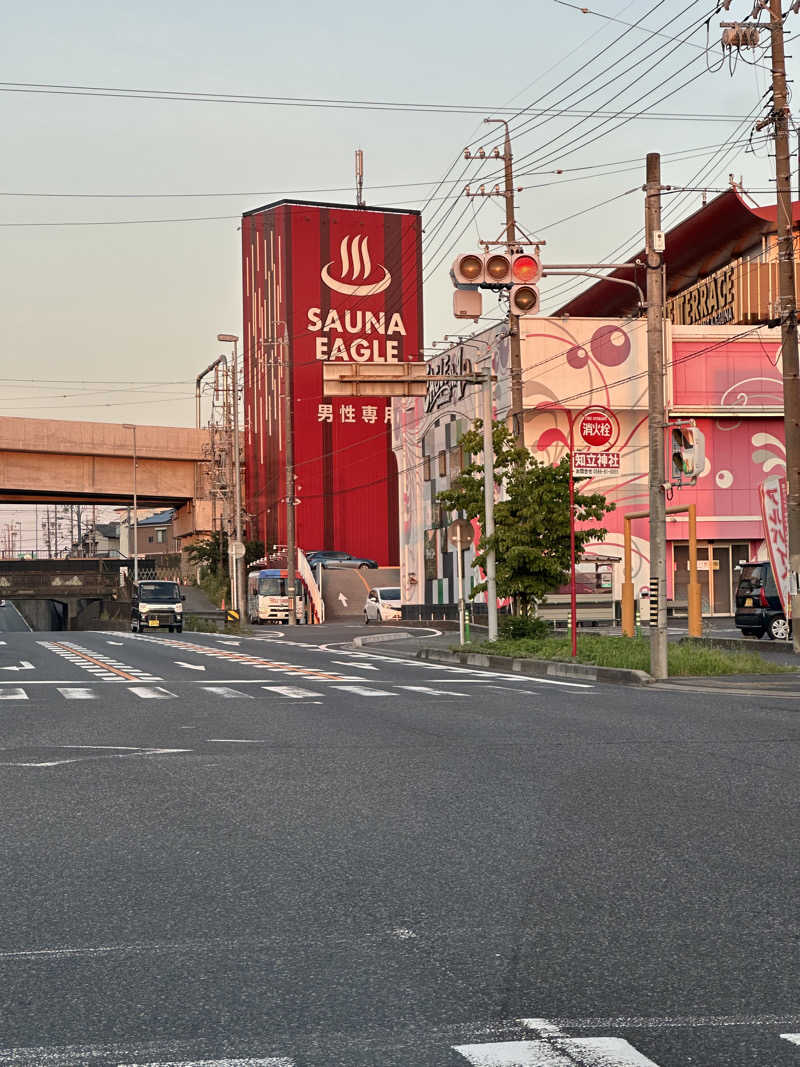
(0, 416), (216, 539)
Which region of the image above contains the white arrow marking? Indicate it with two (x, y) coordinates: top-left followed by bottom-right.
(338, 592), (348, 607)
(0, 661), (34, 672)
(175, 661), (206, 671)
(333, 660), (378, 670)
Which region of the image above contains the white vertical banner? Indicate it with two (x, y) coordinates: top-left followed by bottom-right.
(759, 474), (791, 616)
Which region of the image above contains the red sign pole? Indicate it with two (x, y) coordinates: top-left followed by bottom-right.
(569, 412), (577, 659)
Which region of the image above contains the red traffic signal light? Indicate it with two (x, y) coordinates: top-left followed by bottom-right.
(511, 252), (541, 284)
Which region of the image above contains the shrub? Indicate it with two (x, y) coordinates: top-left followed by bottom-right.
(498, 614), (551, 641)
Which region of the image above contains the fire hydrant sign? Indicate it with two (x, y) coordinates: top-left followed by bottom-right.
(572, 451), (620, 478)
(578, 407), (616, 447)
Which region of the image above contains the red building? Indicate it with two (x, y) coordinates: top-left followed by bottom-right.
(241, 200), (423, 564)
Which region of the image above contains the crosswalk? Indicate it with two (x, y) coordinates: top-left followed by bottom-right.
(38, 640), (161, 682)
(0, 682), (489, 702)
(4, 1025), (800, 1066)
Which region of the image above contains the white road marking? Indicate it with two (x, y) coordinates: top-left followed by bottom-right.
(107, 640), (124, 645)
(0, 747), (190, 768)
(56, 688), (97, 700)
(175, 661), (207, 671)
(485, 685), (547, 696)
(782, 1034), (800, 1045)
(203, 687), (253, 699)
(262, 686), (321, 699)
(454, 1038), (661, 1065)
(0, 660), (35, 671)
(0, 687), (27, 700)
(128, 687), (177, 700)
(398, 685), (463, 696)
(207, 738), (265, 743)
(332, 659), (378, 670)
(119, 1058), (294, 1066)
(333, 685), (396, 697)
(0, 1039), (294, 1066)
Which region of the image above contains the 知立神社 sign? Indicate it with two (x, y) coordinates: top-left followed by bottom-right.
(241, 200), (423, 564)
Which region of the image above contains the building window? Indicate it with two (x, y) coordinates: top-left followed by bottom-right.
(438, 450), (447, 478)
(449, 445), (462, 477)
(156, 529), (166, 544)
(423, 455), (431, 481)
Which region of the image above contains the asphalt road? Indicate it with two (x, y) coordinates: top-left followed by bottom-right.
(0, 600), (32, 632)
(0, 623), (797, 1066)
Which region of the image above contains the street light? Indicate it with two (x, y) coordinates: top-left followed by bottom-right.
(122, 423), (138, 584)
(217, 334), (244, 618)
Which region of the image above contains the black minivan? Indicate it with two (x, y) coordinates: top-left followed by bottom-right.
(734, 561), (791, 640)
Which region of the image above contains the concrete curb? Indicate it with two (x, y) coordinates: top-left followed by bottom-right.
(679, 635), (793, 653)
(416, 647), (654, 686)
(353, 631), (414, 647)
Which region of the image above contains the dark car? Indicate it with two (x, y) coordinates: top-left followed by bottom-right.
(734, 561), (791, 640)
(306, 550), (378, 570)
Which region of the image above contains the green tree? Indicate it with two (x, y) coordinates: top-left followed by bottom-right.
(437, 421), (615, 614)
(186, 530), (228, 576)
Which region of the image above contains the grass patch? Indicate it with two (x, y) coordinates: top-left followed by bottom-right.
(465, 633), (793, 676)
(183, 614), (220, 633)
(197, 568), (230, 609)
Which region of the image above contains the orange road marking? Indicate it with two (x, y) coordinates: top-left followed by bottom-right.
(50, 643), (139, 681)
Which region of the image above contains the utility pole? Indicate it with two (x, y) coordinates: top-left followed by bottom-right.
(481, 372), (498, 640)
(217, 334), (245, 618)
(485, 119), (524, 445)
(280, 324), (297, 626)
(645, 153), (668, 680)
(766, 0), (800, 650)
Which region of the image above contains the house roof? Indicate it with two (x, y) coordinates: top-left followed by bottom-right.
(138, 509), (175, 527)
(94, 523), (119, 538)
(554, 189), (800, 319)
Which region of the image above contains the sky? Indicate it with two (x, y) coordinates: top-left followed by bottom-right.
(0, 0), (796, 548)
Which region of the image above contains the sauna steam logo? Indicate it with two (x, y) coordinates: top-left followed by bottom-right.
(321, 234), (391, 296)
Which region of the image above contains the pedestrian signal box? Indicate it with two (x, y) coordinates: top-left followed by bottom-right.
(668, 421), (705, 486)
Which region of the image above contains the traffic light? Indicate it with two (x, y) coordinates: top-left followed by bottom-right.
(510, 283), (540, 315)
(669, 422), (706, 485)
(451, 253), (484, 288)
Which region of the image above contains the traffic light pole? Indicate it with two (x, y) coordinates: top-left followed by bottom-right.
(486, 118), (524, 445)
(765, 0), (800, 651)
(481, 372), (499, 641)
(645, 153), (668, 680)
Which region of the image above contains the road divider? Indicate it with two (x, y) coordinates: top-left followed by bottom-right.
(417, 647), (654, 686)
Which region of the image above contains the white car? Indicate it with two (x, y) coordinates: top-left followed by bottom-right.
(364, 586), (402, 624)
